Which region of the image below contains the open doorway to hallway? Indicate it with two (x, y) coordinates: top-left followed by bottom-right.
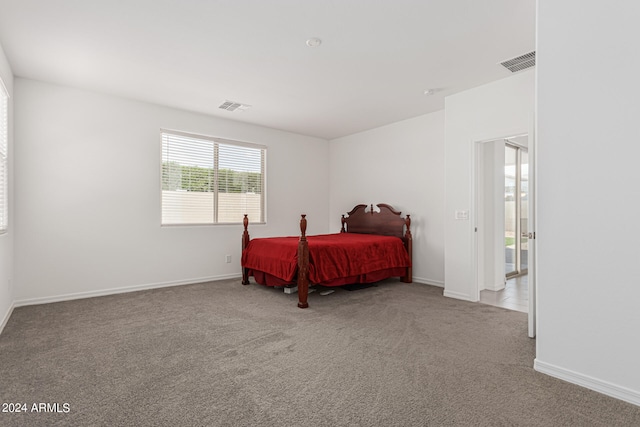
(475, 135), (530, 314)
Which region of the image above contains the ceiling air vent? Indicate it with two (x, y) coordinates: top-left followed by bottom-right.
(218, 100), (251, 112)
(500, 51), (536, 73)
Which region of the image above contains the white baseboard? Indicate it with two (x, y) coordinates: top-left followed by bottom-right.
(13, 273), (242, 308)
(484, 282), (506, 292)
(0, 302), (15, 335)
(412, 276), (444, 288)
(443, 289), (476, 302)
(535, 359), (640, 407)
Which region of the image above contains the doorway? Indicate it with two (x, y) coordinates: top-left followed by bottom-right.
(475, 135), (531, 314)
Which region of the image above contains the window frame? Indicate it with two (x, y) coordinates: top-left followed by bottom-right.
(160, 129), (267, 226)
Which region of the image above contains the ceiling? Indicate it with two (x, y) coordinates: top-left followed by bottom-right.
(0, 0), (536, 140)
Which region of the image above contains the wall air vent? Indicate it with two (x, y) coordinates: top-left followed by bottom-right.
(218, 100), (251, 112)
(500, 51), (536, 73)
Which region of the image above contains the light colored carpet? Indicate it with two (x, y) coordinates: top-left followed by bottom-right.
(1, 279), (639, 426)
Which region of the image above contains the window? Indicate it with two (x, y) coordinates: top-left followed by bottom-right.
(0, 80), (7, 234)
(161, 129), (266, 225)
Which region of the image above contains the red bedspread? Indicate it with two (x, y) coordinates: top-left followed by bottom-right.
(241, 233), (410, 286)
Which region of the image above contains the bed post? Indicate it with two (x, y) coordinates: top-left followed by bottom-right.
(340, 215), (346, 233)
(297, 214), (310, 308)
(401, 214), (413, 283)
(242, 214), (251, 285)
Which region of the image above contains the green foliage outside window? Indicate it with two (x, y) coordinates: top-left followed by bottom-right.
(162, 162), (262, 194)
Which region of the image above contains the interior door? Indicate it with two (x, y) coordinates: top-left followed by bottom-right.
(527, 125), (536, 338)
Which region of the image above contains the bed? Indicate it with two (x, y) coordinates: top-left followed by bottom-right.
(241, 203), (412, 308)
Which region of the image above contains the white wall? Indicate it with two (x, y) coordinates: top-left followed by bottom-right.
(444, 69), (534, 301)
(0, 42), (13, 332)
(329, 111), (445, 286)
(478, 140), (505, 291)
(13, 79), (330, 303)
(535, 1), (640, 405)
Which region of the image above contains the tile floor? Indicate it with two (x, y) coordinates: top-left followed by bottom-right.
(479, 275), (528, 313)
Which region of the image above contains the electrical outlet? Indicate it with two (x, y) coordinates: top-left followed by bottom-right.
(225, 255), (232, 263)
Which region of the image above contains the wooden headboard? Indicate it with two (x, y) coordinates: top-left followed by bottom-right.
(340, 203), (410, 239)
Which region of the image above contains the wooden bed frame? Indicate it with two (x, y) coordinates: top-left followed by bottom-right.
(241, 203), (412, 308)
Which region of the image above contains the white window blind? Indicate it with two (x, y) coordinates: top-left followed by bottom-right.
(161, 130), (266, 225)
(0, 81), (8, 233)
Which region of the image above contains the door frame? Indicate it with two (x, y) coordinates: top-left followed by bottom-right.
(527, 119), (536, 338)
(471, 129), (536, 338)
